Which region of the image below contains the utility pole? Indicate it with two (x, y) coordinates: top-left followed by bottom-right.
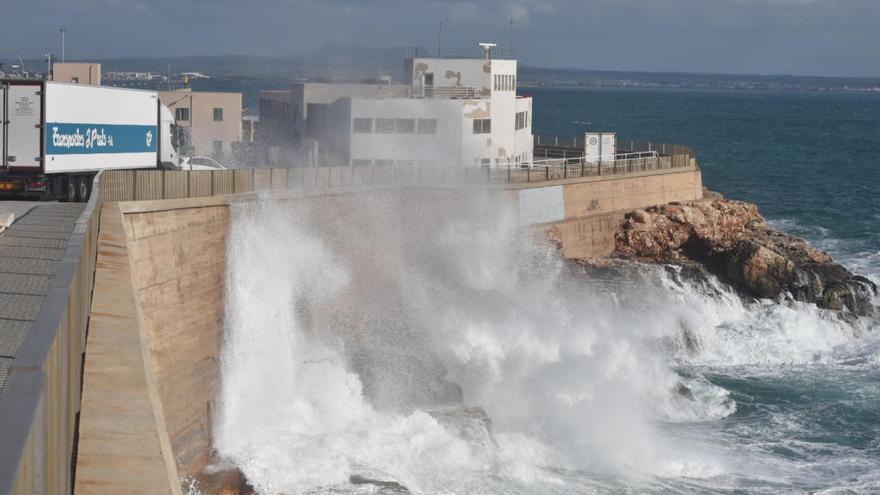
(60, 28), (66, 62)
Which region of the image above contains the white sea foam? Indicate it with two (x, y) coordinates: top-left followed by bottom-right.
(215, 193), (876, 494)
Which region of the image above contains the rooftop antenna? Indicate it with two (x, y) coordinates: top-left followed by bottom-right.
(438, 18), (448, 57)
(479, 43), (497, 61)
(509, 18), (514, 58)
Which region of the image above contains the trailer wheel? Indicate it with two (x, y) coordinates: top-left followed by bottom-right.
(65, 178), (77, 202)
(77, 177), (91, 202)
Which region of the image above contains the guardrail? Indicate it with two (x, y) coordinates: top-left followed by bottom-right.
(0, 174), (101, 494)
(423, 86), (477, 98)
(100, 154), (697, 202)
(534, 136), (696, 158)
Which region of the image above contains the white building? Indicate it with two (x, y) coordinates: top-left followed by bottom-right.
(259, 45), (533, 168)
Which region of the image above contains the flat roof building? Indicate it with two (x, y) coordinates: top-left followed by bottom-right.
(259, 46), (532, 168)
(52, 63), (101, 86)
(159, 88), (243, 161)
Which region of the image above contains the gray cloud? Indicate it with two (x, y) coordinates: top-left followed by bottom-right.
(3, 0), (878, 76)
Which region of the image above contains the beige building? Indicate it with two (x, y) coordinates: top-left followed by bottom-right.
(159, 89), (242, 160)
(53, 62), (101, 85)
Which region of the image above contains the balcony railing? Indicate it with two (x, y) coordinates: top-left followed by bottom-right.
(422, 85), (478, 99)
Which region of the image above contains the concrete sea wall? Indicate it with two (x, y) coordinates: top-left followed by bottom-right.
(511, 166), (703, 259)
(70, 163), (702, 493)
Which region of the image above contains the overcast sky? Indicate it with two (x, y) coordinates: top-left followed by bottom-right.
(4, 0), (879, 77)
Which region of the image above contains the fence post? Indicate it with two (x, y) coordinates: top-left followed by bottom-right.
(545, 166), (549, 181)
(581, 160), (585, 177)
(507, 164), (511, 183)
(527, 167), (530, 183)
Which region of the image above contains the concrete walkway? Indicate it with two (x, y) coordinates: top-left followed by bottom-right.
(74, 203), (181, 494)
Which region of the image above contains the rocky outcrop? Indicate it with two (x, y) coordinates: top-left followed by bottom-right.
(614, 196), (877, 316)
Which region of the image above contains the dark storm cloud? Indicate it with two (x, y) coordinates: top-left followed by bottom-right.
(4, 0), (879, 76)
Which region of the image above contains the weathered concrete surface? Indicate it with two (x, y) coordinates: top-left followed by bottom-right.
(75, 203), (181, 494)
(123, 202), (229, 479)
(517, 167), (703, 259)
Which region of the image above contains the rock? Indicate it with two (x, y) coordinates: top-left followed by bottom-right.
(675, 383), (696, 402)
(630, 209), (650, 224)
(725, 241), (795, 299)
(350, 474), (410, 493)
(426, 405), (497, 448)
(613, 197), (878, 316)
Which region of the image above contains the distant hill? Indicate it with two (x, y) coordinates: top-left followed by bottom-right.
(3, 43), (878, 93)
(518, 67), (880, 93)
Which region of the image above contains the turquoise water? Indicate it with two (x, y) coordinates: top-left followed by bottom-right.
(528, 87), (880, 282)
(530, 87), (880, 494)
(187, 80), (879, 493)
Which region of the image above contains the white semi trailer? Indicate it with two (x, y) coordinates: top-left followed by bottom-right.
(0, 79), (182, 201)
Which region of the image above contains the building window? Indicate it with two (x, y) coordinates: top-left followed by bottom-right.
(417, 119), (437, 134)
(175, 108), (190, 122)
(481, 158), (491, 166)
(473, 118), (491, 134)
(352, 159), (372, 167)
(353, 118), (373, 133)
(515, 111), (529, 130)
(213, 108), (224, 121)
(396, 160), (415, 167)
(375, 159), (394, 167)
(375, 118), (395, 133)
(212, 140), (223, 158)
(394, 118), (415, 134)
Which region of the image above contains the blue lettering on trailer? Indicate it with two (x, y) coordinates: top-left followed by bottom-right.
(46, 123), (157, 154)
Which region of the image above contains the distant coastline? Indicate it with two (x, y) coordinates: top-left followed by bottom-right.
(5, 44), (877, 94)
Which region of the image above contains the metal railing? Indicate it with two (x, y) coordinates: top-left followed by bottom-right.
(98, 153), (698, 202)
(534, 135), (696, 159)
(423, 86), (478, 99)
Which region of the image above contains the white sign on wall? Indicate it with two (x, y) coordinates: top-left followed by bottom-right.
(518, 186), (565, 226)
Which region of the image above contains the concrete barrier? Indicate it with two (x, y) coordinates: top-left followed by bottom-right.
(0, 176), (101, 495)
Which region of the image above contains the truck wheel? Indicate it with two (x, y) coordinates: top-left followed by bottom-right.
(66, 178), (77, 202)
(77, 177), (91, 202)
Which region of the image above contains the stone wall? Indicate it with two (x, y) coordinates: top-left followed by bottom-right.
(513, 167), (703, 259)
(122, 203), (230, 480)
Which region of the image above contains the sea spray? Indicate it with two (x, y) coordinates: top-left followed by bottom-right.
(215, 189), (877, 494)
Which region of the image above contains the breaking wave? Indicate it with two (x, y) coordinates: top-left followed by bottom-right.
(214, 191), (878, 494)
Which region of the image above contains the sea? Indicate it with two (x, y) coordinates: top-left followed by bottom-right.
(193, 81), (880, 494)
